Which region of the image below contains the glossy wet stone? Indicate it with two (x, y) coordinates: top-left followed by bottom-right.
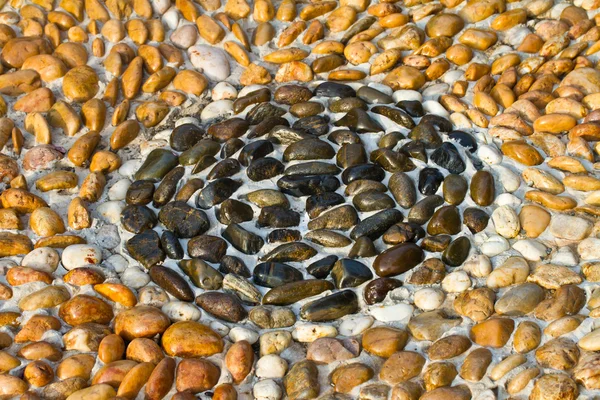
(196, 178), (242, 209)
(277, 175), (340, 197)
(431, 142), (466, 174)
(274, 85), (313, 105)
(373, 243), (425, 277)
(290, 102), (325, 118)
(222, 273), (262, 305)
(307, 205), (358, 231)
(284, 139), (335, 161)
(314, 82), (356, 98)
(328, 129), (361, 145)
(187, 235), (227, 263)
(334, 108), (384, 133)
(463, 208), (490, 233)
(383, 222), (425, 244)
(135, 149), (179, 182)
(249, 306), (296, 329)
(470, 170), (495, 206)
(397, 100), (425, 117)
(170, 123), (205, 152)
(419, 168), (444, 196)
(312, 54), (346, 74)
(353, 191), (395, 212)
(409, 122), (442, 149)
(331, 259), (373, 289)
(427, 206), (461, 235)
(238, 140), (274, 166)
(222, 223), (264, 255)
(357, 86), (393, 104)
(154, 167), (185, 207)
(370, 148), (416, 173)
(179, 140), (220, 166)
(300, 290), (359, 322)
(337, 143), (367, 168)
(126, 230), (165, 269)
(285, 162), (341, 176)
(421, 115), (452, 133)
(268, 229), (301, 243)
(421, 235), (451, 253)
(253, 262), (303, 288)
(233, 88), (271, 114)
(191, 154), (217, 174)
(126, 180), (155, 205)
(217, 199), (254, 225)
(219, 255), (251, 278)
(379, 131), (405, 149)
(121, 205), (157, 233)
(221, 138), (245, 158)
(307, 255), (338, 279)
(401, 141), (427, 163)
(389, 172), (416, 209)
(247, 157), (285, 181)
(246, 103), (286, 125)
(158, 201), (210, 238)
(269, 126), (313, 145)
(342, 164), (385, 184)
(349, 236), (378, 258)
(305, 193), (344, 219)
(443, 174), (468, 206)
(329, 97), (368, 113)
(207, 158), (241, 180)
(149, 266), (194, 302)
(346, 180), (387, 196)
(293, 115), (330, 136)
(442, 237), (471, 267)
(449, 131), (477, 153)
(263, 279), (334, 306)
(284, 360), (320, 400)
(408, 195), (445, 225)
(305, 229), (352, 247)
(364, 278), (402, 305)
(350, 209), (404, 240)
(258, 206), (300, 228)
(195, 292), (247, 323)
(251, 116), (289, 139)
(161, 231), (184, 260)
(371, 106), (415, 129)
(178, 258), (223, 290)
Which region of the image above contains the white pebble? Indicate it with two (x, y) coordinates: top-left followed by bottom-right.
(212, 82), (238, 100)
(414, 288), (445, 311)
(175, 117), (200, 127)
(367, 82), (393, 95)
(506, 26), (531, 47)
(61, 245), (102, 271)
(170, 24), (197, 49)
(492, 205), (520, 238)
(118, 160), (139, 178)
(422, 101), (450, 118)
(480, 235), (510, 257)
(162, 7), (180, 30)
(339, 315), (374, 336)
(549, 214), (593, 241)
(140, 140), (167, 156)
(108, 179), (131, 201)
(105, 254), (128, 273)
(254, 379), (283, 400)
(138, 286), (170, 307)
(551, 247), (578, 266)
(229, 326), (259, 344)
(477, 145), (502, 165)
(210, 321), (230, 336)
(256, 355), (288, 379)
(96, 201), (126, 224)
(513, 239), (548, 261)
(162, 301), (201, 322)
(200, 100), (234, 121)
(392, 89), (422, 103)
(151, 0), (170, 14)
(292, 324), (337, 342)
(463, 254), (492, 277)
(442, 70), (464, 84)
(369, 303), (413, 322)
(492, 165), (520, 192)
(450, 112), (472, 129)
(21, 247), (59, 274)
(120, 266), (150, 289)
(578, 238), (600, 260)
(495, 193), (521, 207)
(188, 45), (230, 81)
(442, 271), (472, 293)
(421, 83), (449, 99)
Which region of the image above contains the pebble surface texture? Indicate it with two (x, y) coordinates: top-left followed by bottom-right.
(1, 0), (600, 398)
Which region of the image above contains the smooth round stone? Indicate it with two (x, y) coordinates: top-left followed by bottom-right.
(306, 256), (338, 279)
(363, 278), (403, 305)
(307, 337), (358, 364)
(97, 225), (120, 249)
(300, 290), (359, 322)
(419, 168), (444, 195)
(256, 355), (288, 379)
(219, 255), (250, 278)
(170, 124), (204, 152)
(495, 283), (545, 316)
(339, 315), (374, 336)
(196, 178), (242, 209)
(350, 209), (404, 241)
(183, 234), (225, 262)
(409, 123), (442, 149)
(161, 321), (223, 358)
(126, 180), (155, 205)
(331, 259), (373, 289)
(97, 201), (126, 224)
(277, 175), (340, 197)
(61, 245), (102, 271)
(470, 170), (495, 206)
(178, 258), (222, 290)
(162, 301), (202, 322)
(329, 97), (368, 113)
(389, 172), (416, 209)
(253, 262), (303, 288)
(414, 288), (445, 311)
(293, 324), (337, 343)
(201, 100), (234, 121)
(217, 199), (253, 225)
(342, 164), (385, 184)
(134, 149), (179, 182)
(283, 139), (334, 161)
(229, 327), (259, 344)
(449, 131), (477, 153)
(238, 140), (274, 166)
(121, 267), (150, 289)
(442, 237), (471, 267)
(127, 230), (166, 268)
(315, 82), (356, 98)
(397, 100), (425, 117)
(149, 266), (194, 302)
(463, 207), (490, 233)
(357, 86), (393, 104)
(22, 247), (59, 273)
(392, 90), (422, 103)
(188, 45), (229, 81)
(284, 360), (320, 400)
(195, 292), (247, 322)
(478, 145), (502, 165)
(274, 84), (313, 105)
(212, 82), (237, 100)
(443, 174), (468, 205)
(108, 179), (131, 201)
(427, 206), (461, 235)
(407, 195), (444, 226)
(290, 102), (325, 118)
(431, 142), (465, 174)
(480, 235), (510, 258)
(371, 106), (415, 129)
(249, 306), (295, 329)
(329, 129), (361, 145)
(222, 223), (264, 255)
(345, 180), (386, 196)
(441, 271), (471, 293)
(334, 108), (384, 133)
(121, 205), (157, 233)
(370, 303), (414, 323)
(373, 243), (425, 277)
